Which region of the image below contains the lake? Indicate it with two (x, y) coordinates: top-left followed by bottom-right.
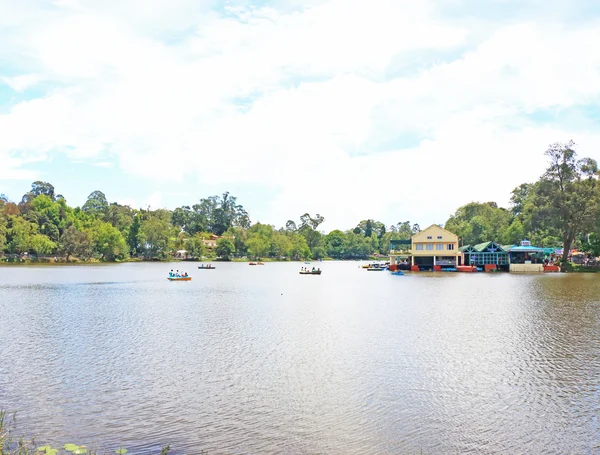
(1, 262), (599, 454)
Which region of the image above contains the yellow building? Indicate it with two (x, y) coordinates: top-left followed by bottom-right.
(410, 224), (462, 268)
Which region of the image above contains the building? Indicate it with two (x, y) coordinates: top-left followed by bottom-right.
(459, 241), (509, 271)
(202, 234), (221, 248)
(410, 224), (462, 270)
(506, 240), (546, 272)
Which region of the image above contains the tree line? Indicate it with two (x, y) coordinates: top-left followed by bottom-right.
(1, 142), (598, 266)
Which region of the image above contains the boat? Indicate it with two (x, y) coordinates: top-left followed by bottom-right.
(299, 270), (321, 275)
(390, 270), (404, 276)
(167, 276), (192, 281)
(304, 261), (311, 264)
(249, 262), (257, 265)
(249, 262), (265, 266)
(367, 266), (387, 271)
(197, 265), (215, 269)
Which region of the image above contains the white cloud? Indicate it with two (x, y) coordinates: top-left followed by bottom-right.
(1, 0), (600, 228)
(144, 191), (164, 210)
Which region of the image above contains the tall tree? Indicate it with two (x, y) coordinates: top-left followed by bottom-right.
(532, 141), (600, 270)
(21, 181), (56, 204)
(82, 191), (109, 216)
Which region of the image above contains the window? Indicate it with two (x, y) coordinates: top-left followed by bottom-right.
(416, 244), (424, 250)
(436, 244), (444, 250)
(437, 236), (443, 239)
(447, 244), (455, 250)
(427, 236), (432, 239)
(426, 243), (434, 250)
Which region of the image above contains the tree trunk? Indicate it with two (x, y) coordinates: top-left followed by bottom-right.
(561, 232), (574, 272)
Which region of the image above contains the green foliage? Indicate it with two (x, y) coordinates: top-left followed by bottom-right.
(6, 216), (37, 254)
(186, 235), (206, 259)
(82, 191), (109, 217)
(127, 215), (141, 255)
(174, 192), (250, 236)
(29, 234), (56, 255)
(92, 222), (129, 261)
(528, 141), (600, 270)
(215, 238), (235, 260)
(445, 202), (514, 245)
(59, 226), (93, 261)
(138, 214), (173, 259)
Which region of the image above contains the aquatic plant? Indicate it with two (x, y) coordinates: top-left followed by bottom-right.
(1, 410), (174, 455)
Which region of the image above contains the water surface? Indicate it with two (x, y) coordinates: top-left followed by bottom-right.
(1, 262), (599, 454)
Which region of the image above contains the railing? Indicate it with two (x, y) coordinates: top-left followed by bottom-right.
(389, 249), (411, 255)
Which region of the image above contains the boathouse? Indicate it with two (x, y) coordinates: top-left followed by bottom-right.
(506, 240), (545, 272)
(410, 224), (462, 270)
(459, 241), (509, 271)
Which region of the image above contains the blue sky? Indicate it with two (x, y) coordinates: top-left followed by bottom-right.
(1, 0), (600, 230)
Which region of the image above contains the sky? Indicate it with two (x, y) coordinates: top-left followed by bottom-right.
(1, 0), (600, 231)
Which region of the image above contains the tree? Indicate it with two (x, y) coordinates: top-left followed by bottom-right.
(29, 234), (56, 256)
(285, 220), (297, 231)
(82, 191), (109, 216)
(6, 216), (37, 254)
(186, 235), (206, 259)
(510, 183), (533, 217)
(531, 141), (600, 271)
(412, 223), (420, 234)
(0, 215), (7, 253)
(215, 238), (235, 260)
(325, 230), (345, 258)
(128, 214), (142, 255)
(138, 215), (171, 259)
(60, 226), (93, 261)
(21, 181), (56, 203)
(93, 221), (129, 261)
(299, 213), (325, 230)
(445, 202), (513, 245)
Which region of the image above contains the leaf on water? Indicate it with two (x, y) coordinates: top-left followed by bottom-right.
(74, 449), (87, 454)
(116, 449), (128, 454)
(46, 449), (58, 455)
(64, 444), (80, 451)
(36, 446), (52, 452)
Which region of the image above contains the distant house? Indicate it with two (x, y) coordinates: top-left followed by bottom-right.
(202, 234), (234, 248)
(202, 234), (221, 248)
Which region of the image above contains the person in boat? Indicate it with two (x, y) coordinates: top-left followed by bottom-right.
(169, 270), (173, 278)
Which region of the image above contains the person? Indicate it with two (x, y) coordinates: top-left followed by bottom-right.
(312, 267), (315, 272)
(169, 270), (173, 278)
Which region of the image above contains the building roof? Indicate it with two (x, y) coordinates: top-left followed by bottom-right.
(412, 224), (458, 241)
(460, 242), (507, 253)
(507, 245), (545, 253)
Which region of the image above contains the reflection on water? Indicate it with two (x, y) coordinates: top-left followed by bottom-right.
(1, 263), (600, 454)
